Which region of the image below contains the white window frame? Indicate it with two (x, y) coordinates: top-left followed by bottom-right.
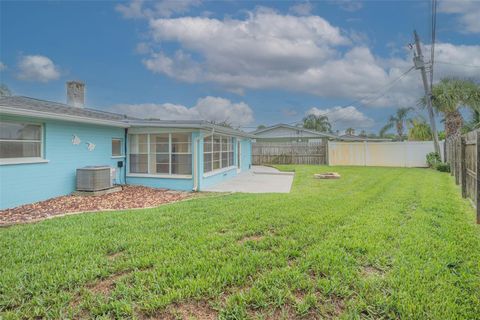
(127, 132), (192, 178)
(111, 138), (124, 158)
(0, 120), (46, 165)
(203, 134), (235, 176)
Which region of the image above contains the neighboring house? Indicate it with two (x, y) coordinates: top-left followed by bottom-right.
(337, 134), (392, 142)
(252, 124), (337, 143)
(0, 82), (253, 209)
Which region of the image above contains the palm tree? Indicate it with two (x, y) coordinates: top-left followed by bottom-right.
(302, 114), (331, 133)
(421, 78), (480, 138)
(380, 107), (413, 140)
(462, 110), (480, 133)
(345, 128), (355, 135)
(408, 118), (432, 141)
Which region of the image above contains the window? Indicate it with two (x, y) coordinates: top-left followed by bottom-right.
(203, 135), (234, 173)
(129, 133), (192, 176)
(112, 138), (123, 157)
(0, 121), (42, 160)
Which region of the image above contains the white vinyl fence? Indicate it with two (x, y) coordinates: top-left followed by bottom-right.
(328, 141), (444, 167)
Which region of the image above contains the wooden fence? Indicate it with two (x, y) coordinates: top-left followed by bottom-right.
(446, 130), (480, 224)
(252, 141), (327, 165)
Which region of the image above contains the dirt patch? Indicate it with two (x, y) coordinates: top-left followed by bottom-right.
(361, 265), (385, 278)
(143, 301), (218, 320)
(88, 270), (131, 296)
(0, 185), (191, 226)
(238, 234), (264, 244)
(107, 251), (124, 261)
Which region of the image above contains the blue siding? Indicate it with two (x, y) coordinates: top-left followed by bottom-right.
(126, 177), (193, 190)
(0, 116), (125, 209)
(0, 119), (253, 209)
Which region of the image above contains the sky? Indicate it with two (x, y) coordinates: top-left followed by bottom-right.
(0, 0), (479, 134)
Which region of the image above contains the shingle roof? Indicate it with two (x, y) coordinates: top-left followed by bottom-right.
(0, 96), (254, 137)
(0, 96), (131, 122)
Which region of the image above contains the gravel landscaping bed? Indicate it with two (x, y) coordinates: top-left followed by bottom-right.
(0, 185), (190, 226)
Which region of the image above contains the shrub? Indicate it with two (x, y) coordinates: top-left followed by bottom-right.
(435, 162), (450, 172)
(426, 152), (441, 168)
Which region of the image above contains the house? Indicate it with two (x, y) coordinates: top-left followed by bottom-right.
(252, 124), (337, 143)
(337, 134), (392, 142)
(0, 81), (253, 209)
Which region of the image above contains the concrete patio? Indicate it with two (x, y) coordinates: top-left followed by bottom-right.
(203, 166), (294, 193)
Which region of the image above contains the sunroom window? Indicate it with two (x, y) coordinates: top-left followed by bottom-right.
(203, 135), (234, 173)
(129, 133), (192, 175)
(0, 121), (43, 160)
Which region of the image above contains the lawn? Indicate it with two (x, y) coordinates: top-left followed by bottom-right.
(1, 166), (479, 319)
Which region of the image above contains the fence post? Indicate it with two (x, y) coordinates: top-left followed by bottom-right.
(325, 139), (329, 165)
(363, 141), (367, 166)
(477, 131), (480, 224)
(461, 137), (467, 198)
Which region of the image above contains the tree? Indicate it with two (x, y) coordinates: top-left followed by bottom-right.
(421, 78), (480, 138)
(462, 110), (480, 133)
(302, 114), (331, 133)
(408, 118), (432, 141)
(256, 124), (267, 130)
(0, 84), (12, 97)
(380, 107), (413, 140)
(359, 130), (367, 138)
(345, 128), (355, 135)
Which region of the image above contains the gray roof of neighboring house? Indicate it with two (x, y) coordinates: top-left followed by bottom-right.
(252, 123), (339, 139)
(338, 134), (392, 142)
(0, 96), (254, 137)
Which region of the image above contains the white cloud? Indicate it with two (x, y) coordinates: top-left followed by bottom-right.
(289, 2), (314, 16)
(110, 96), (254, 126)
(16, 55), (60, 83)
(116, 0), (201, 19)
(439, 0), (480, 33)
(0, 62), (6, 71)
(132, 8), (479, 108)
(307, 106), (374, 129)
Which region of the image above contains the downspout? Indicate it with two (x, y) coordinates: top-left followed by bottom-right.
(123, 128), (127, 185)
(193, 136), (199, 191)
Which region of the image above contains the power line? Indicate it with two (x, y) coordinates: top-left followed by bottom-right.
(430, 0), (437, 86)
(241, 66), (416, 129)
(436, 61), (480, 68)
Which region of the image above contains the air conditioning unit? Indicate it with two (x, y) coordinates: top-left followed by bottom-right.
(76, 166), (112, 191)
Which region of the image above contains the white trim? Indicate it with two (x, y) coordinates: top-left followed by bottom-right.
(203, 165), (236, 178)
(111, 156), (126, 159)
(0, 158), (49, 165)
(128, 127), (194, 134)
(127, 173), (192, 179)
(0, 106), (129, 128)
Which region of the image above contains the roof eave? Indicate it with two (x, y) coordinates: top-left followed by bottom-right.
(0, 105), (130, 128)
(127, 120), (255, 138)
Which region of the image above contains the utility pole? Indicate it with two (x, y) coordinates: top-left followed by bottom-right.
(413, 30), (441, 155)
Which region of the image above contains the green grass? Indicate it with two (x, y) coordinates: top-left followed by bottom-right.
(1, 166), (479, 319)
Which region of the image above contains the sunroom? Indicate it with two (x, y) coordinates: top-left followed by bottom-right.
(125, 121), (253, 192)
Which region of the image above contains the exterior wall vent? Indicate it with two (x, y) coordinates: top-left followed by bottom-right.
(76, 166), (112, 191)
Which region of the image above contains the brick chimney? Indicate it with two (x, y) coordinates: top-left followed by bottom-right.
(66, 81), (85, 108)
